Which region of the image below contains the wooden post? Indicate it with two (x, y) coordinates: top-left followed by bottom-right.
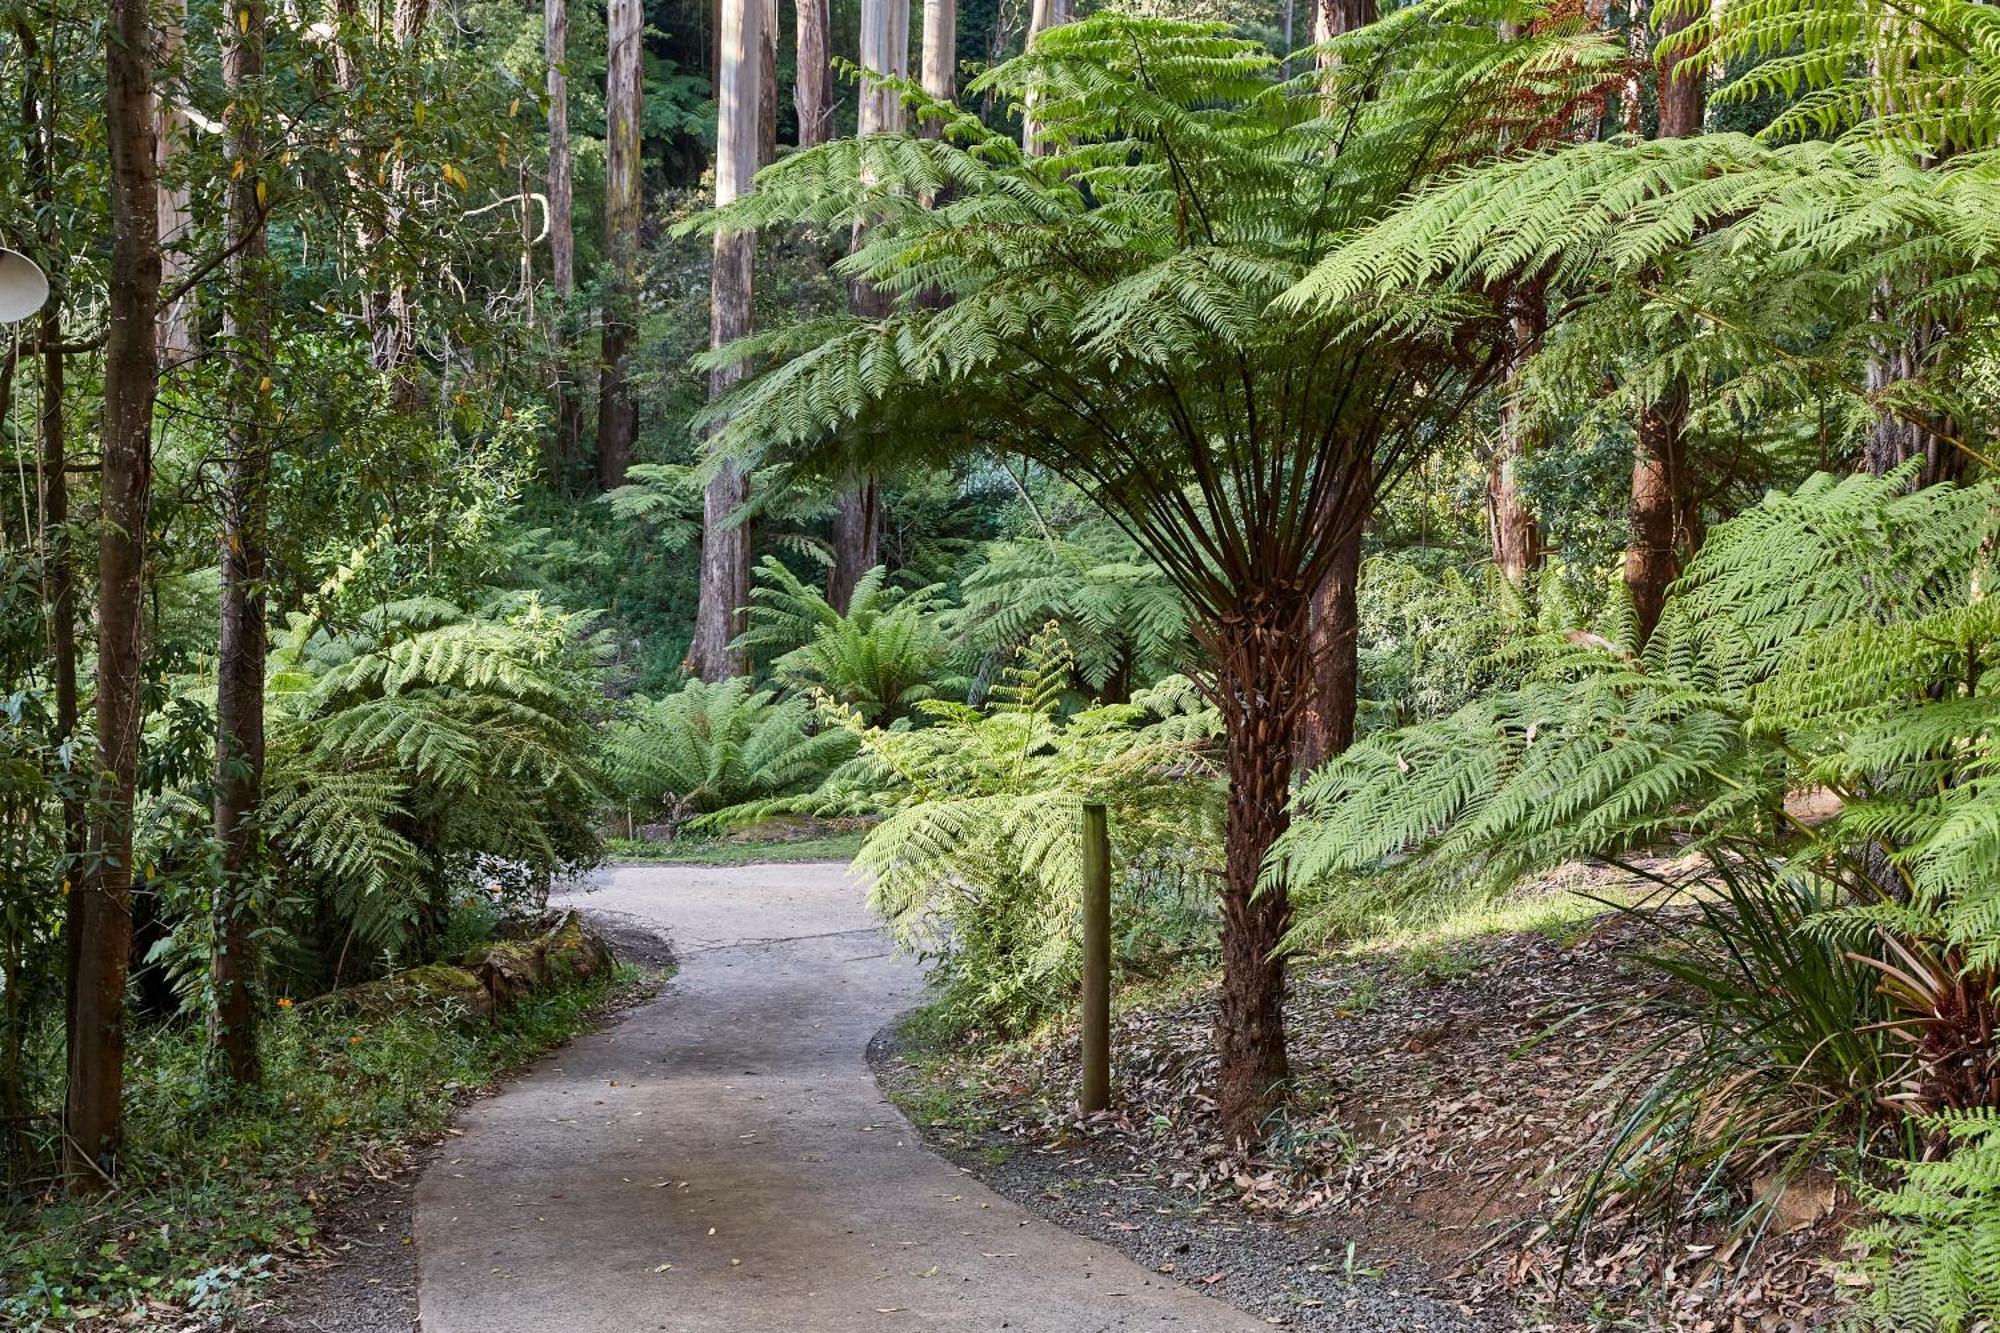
(1080, 801), (1111, 1114)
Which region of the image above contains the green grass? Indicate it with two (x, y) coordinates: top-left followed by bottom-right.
(605, 830), (865, 866)
(0, 963), (656, 1329)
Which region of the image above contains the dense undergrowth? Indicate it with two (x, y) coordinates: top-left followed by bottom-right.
(0, 958), (651, 1329)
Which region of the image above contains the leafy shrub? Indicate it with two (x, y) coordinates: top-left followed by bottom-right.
(261, 595), (607, 966)
(948, 522), (1191, 703)
(733, 557), (959, 725)
(1856, 1109), (2000, 1333)
(600, 676), (858, 829)
(837, 632), (1223, 1034)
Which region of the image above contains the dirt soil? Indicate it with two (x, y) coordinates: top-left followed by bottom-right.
(886, 900), (1855, 1332)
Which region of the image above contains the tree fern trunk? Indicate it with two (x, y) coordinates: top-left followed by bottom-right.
(70, 0), (161, 1188)
(1213, 586), (1308, 1144)
(212, 0), (272, 1084)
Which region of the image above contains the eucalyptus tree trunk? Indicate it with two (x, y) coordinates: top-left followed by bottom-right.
(156, 0), (197, 364)
(1625, 1), (1703, 644)
(691, 0), (761, 680)
(211, 0), (272, 1085)
(759, 0), (778, 165)
(830, 0), (910, 610)
(70, 0), (162, 1188)
(597, 0), (643, 489)
(546, 0), (584, 476)
(1021, 0), (1071, 154)
(795, 0), (833, 146)
(1295, 0), (1376, 777)
(921, 0), (956, 135)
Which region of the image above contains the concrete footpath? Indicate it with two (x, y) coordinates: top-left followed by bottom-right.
(414, 862), (1270, 1332)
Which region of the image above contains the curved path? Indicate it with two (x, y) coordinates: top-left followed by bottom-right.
(415, 862), (1268, 1332)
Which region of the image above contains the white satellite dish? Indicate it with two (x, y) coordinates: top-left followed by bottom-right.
(0, 249), (50, 323)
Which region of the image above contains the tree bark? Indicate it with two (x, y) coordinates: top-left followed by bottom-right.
(156, 0), (197, 365)
(759, 0), (779, 165)
(597, 0), (644, 489)
(795, 0), (833, 147)
(1212, 586), (1310, 1144)
(70, 0), (162, 1188)
(1021, 0), (1071, 154)
(830, 0), (908, 609)
(828, 482), (882, 611)
(691, 0), (761, 681)
(18, 13), (86, 1080)
(544, 0), (584, 479)
(857, 0), (909, 137)
(1294, 0), (1377, 777)
(1623, 1), (1703, 644)
(1488, 300), (1544, 582)
(920, 0), (956, 135)
(1297, 493), (1368, 775)
(211, 0), (272, 1084)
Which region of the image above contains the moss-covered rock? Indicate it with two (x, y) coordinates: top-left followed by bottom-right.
(540, 909), (613, 987)
(306, 963), (496, 1024)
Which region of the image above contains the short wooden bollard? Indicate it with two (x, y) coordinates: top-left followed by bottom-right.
(1079, 801), (1111, 1114)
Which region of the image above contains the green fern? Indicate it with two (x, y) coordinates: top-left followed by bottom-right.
(601, 676), (859, 825)
(1855, 1109), (2000, 1332)
(733, 557), (960, 725)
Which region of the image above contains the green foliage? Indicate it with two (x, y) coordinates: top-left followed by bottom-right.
(1569, 855), (1901, 1238)
(689, 6), (1620, 621)
(600, 676), (859, 825)
(1277, 469), (1997, 942)
(0, 960), (646, 1328)
(840, 631), (1224, 1034)
(734, 558), (960, 725)
(949, 522), (1192, 702)
(263, 596), (606, 963)
(1856, 1109), (2000, 1333)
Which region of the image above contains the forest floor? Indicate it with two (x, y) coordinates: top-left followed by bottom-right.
(882, 864), (1855, 1332)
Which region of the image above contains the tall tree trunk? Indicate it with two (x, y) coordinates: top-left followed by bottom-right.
(1488, 301), (1544, 582)
(1296, 0), (1376, 776)
(921, 0), (956, 134)
(691, 0), (761, 681)
(378, 0), (430, 408)
(70, 0), (162, 1189)
(795, 0), (833, 146)
(1297, 489), (1368, 775)
(830, 0), (908, 609)
(544, 0), (584, 479)
(1624, 0), (1702, 644)
(1212, 587), (1310, 1144)
(19, 13), (86, 1082)
(758, 0), (778, 165)
(1020, 0), (1070, 154)
(211, 0), (272, 1084)
(156, 0), (197, 365)
(597, 0), (643, 489)
(1863, 310), (1957, 486)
